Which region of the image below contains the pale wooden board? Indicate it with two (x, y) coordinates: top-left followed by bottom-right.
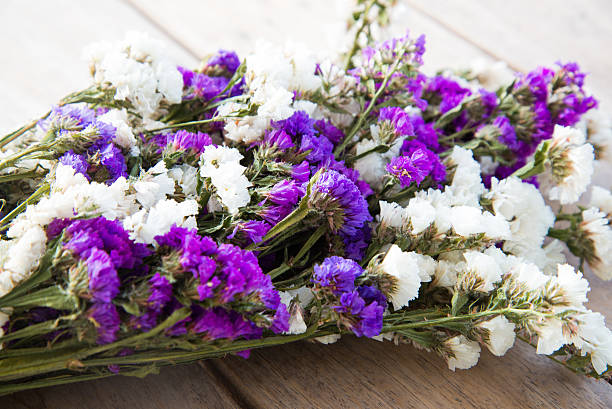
(405, 0), (612, 110)
(0, 0), (197, 135)
(0, 363), (240, 409)
(125, 0), (498, 74)
(212, 336), (612, 408)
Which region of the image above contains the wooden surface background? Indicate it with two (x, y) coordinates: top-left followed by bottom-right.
(1, 1), (612, 407)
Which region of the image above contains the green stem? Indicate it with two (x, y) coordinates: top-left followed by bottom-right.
(344, 0), (377, 71)
(334, 48), (407, 157)
(0, 144), (53, 172)
(146, 117), (231, 133)
(247, 206), (311, 251)
(0, 167), (48, 184)
(0, 113), (49, 150)
(0, 183), (50, 229)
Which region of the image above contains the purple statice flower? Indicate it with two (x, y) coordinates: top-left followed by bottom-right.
(493, 116), (519, 151)
(400, 139), (446, 183)
(516, 66), (554, 103)
(59, 150), (90, 179)
(266, 180), (304, 207)
(88, 302), (120, 344)
(309, 170), (373, 237)
(177, 66), (195, 88)
(557, 93), (597, 126)
(148, 273), (173, 310)
(46, 218), (73, 239)
(97, 143), (128, 183)
(291, 161), (311, 183)
(263, 129), (294, 150)
(532, 102), (554, 144)
(41, 105), (97, 131)
(154, 225), (289, 334)
(227, 220), (272, 245)
(426, 76), (472, 113)
(378, 107), (414, 137)
(272, 111), (317, 139)
(191, 307), (262, 340)
(334, 289), (384, 337)
(407, 73), (428, 111)
(300, 134), (333, 163)
(86, 248), (120, 303)
(258, 204), (293, 225)
(478, 89), (498, 118)
(65, 217), (150, 271)
(386, 149), (433, 188)
(409, 115), (439, 150)
(313, 256), (363, 295)
(315, 156), (373, 199)
(207, 50), (241, 74)
(188, 73), (229, 100)
(314, 119), (344, 145)
(160, 130), (212, 154)
(343, 224), (371, 261)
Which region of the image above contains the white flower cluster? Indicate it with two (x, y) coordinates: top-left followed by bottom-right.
(84, 31), (183, 119)
(0, 165), (137, 296)
(379, 147), (511, 241)
(219, 41), (321, 144)
(199, 145), (251, 214)
(539, 125), (594, 205)
(97, 108), (139, 154)
(464, 59), (515, 91)
(579, 207), (612, 280)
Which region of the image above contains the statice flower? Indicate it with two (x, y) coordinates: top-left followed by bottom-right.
(154, 225), (289, 335)
(378, 107), (414, 137)
(425, 75), (472, 114)
(308, 170), (373, 238)
(227, 220), (272, 245)
(313, 256), (386, 338)
(386, 151), (432, 188)
(400, 139), (446, 184)
(59, 150), (90, 179)
(157, 130), (213, 155)
(207, 49), (241, 74)
(88, 302), (121, 345)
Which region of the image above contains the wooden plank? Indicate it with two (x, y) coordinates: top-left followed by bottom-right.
(404, 0), (612, 110)
(0, 0), (197, 134)
(125, 0), (498, 74)
(211, 336), (612, 408)
(0, 363), (239, 409)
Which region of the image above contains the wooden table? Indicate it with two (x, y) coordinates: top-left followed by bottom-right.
(1, 1), (611, 407)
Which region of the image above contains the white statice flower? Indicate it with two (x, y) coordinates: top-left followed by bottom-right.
(521, 239), (567, 275)
(578, 109), (612, 164)
(546, 264), (589, 312)
(0, 226), (46, 296)
(199, 146), (251, 214)
(536, 317), (566, 355)
(445, 335), (481, 371)
(466, 59), (515, 91)
(569, 311), (612, 374)
(84, 31), (182, 119)
(315, 334), (341, 344)
(97, 108), (138, 154)
(432, 259), (461, 289)
(478, 315), (516, 356)
(590, 185), (612, 218)
(403, 197), (436, 234)
(0, 311), (9, 339)
(459, 250), (502, 293)
(379, 245), (435, 309)
(354, 134), (402, 188)
(579, 207), (612, 280)
(507, 261), (550, 291)
(536, 310), (612, 374)
(123, 199), (198, 244)
(542, 125), (594, 205)
(445, 146), (484, 207)
(487, 176), (555, 259)
(279, 291), (308, 335)
(168, 164), (198, 198)
(378, 200), (403, 229)
(132, 161), (175, 209)
(449, 206), (510, 240)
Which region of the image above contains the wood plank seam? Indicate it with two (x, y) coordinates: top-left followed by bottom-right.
(405, 0), (523, 72)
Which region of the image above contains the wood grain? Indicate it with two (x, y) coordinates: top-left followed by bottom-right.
(0, 0), (197, 134)
(404, 0), (612, 110)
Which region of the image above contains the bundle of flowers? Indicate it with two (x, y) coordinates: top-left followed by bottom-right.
(1, 1), (611, 394)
